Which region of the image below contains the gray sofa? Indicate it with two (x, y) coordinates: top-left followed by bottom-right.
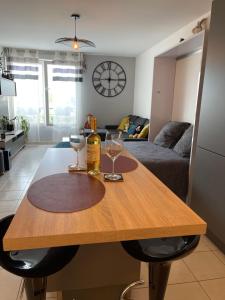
(124, 121), (193, 201)
(124, 141), (189, 201)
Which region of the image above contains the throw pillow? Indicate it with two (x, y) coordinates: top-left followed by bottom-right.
(173, 125), (193, 157)
(127, 124), (137, 135)
(138, 124), (149, 138)
(118, 116), (129, 131)
(153, 121), (190, 148)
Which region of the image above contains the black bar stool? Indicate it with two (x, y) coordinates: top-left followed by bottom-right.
(121, 235), (200, 300)
(0, 215), (79, 300)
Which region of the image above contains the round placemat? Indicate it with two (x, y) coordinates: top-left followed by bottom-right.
(101, 154), (138, 173)
(27, 173), (105, 213)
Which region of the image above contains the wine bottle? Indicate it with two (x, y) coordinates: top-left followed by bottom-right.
(87, 116), (101, 175)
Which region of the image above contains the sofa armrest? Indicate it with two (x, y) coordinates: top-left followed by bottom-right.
(105, 125), (118, 130)
(123, 138), (148, 142)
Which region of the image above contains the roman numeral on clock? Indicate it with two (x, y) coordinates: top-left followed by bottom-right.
(117, 70), (124, 76)
(94, 83), (102, 90)
(118, 83), (125, 89)
(95, 70), (101, 76)
(93, 77), (100, 82)
(101, 63), (106, 71)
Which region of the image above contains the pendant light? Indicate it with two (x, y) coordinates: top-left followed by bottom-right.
(55, 14), (96, 50)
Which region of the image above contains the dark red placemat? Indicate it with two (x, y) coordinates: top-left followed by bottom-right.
(101, 154), (138, 173)
(27, 173), (105, 213)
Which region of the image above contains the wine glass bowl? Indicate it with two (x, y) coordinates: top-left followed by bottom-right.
(68, 135), (86, 171)
(104, 132), (123, 181)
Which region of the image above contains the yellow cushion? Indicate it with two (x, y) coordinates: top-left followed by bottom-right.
(118, 116), (129, 131)
(138, 124), (149, 138)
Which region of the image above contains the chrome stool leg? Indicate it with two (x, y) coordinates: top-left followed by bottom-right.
(120, 280), (145, 300)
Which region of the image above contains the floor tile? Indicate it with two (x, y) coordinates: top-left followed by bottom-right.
(0, 200), (18, 212)
(129, 287), (148, 300)
(168, 260), (196, 284)
(133, 260), (197, 288)
(200, 278), (225, 300)
(213, 249), (225, 265)
(184, 251), (225, 280)
(0, 180), (7, 191)
(0, 191), (22, 201)
(194, 236), (211, 252)
(0, 211), (15, 219)
(1, 181), (29, 191)
(201, 235), (219, 251)
(128, 282), (209, 300)
(165, 282), (210, 300)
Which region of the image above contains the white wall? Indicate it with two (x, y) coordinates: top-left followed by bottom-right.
(172, 51), (202, 124)
(133, 13), (209, 119)
(82, 55), (135, 128)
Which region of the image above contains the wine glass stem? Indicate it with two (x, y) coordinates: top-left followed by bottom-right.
(112, 158), (115, 175)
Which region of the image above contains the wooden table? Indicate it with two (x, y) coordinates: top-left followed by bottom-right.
(3, 148), (206, 251)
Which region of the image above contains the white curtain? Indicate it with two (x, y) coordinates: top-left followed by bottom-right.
(6, 47), (85, 143)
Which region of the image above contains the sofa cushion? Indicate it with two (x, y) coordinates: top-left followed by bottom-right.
(127, 124), (137, 135)
(134, 117), (148, 127)
(129, 115), (139, 124)
(118, 116), (129, 131)
(138, 124), (149, 138)
(173, 125), (193, 157)
(154, 121), (190, 148)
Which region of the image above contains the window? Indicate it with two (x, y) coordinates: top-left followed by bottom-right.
(45, 63), (78, 126)
(10, 60), (79, 142)
(10, 62), (45, 125)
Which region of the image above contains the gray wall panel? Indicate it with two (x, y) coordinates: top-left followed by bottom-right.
(191, 147), (225, 246)
(197, 0), (225, 156)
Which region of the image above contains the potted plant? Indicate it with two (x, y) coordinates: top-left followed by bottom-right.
(18, 116), (30, 141)
(0, 115), (9, 131)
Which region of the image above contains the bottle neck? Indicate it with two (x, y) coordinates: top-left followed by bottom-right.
(90, 117), (97, 133)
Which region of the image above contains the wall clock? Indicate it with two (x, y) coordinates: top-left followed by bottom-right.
(92, 61), (126, 97)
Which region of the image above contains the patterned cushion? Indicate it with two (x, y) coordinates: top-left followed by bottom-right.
(128, 115), (139, 124)
(118, 116), (129, 131)
(173, 125), (193, 157)
(134, 117), (148, 127)
(127, 124), (137, 135)
(154, 121), (190, 148)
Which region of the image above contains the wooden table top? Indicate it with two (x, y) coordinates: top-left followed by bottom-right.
(3, 148), (206, 251)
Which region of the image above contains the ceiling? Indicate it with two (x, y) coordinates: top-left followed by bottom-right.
(0, 0), (212, 57)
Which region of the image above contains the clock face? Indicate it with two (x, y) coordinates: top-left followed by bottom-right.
(92, 61), (126, 97)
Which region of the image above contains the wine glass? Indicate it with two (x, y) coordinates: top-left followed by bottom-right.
(68, 135), (86, 171)
(104, 132), (123, 180)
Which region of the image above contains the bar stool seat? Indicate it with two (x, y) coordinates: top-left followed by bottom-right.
(121, 235), (200, 300)
(0, 214), (79, 299)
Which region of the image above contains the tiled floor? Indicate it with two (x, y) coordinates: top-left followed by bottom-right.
(0, 145), (225, 300)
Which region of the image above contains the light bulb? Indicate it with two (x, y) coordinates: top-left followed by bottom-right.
(73, 40), (79, 49)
